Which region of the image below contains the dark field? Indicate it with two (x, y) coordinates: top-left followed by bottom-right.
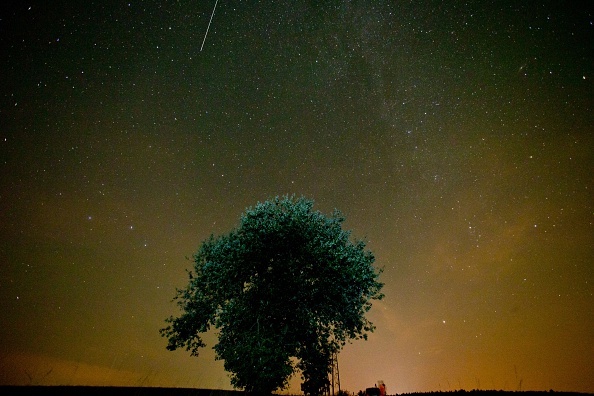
(0, 387), (242, 396)
(0, 388), (592, 396)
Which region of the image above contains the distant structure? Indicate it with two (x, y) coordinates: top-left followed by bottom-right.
(365, 387), (381, 396)
(364, 381), (386, 396)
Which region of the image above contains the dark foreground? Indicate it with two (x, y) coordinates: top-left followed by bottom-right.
(0, 386), (243, 396)
(0, 388), (591, 396)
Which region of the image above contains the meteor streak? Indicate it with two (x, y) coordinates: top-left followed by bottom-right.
(200, 0), (219, 51)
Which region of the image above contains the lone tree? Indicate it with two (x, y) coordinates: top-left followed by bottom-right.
(160, 196), (384, 395)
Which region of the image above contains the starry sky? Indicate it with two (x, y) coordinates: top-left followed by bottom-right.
(1, 0), (593, 393)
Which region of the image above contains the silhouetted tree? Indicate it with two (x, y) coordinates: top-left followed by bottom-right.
(160, 195), (384, 395)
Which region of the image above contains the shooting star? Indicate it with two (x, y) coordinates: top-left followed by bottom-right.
(200, 0), (219, 51)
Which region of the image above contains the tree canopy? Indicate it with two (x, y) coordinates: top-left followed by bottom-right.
(160, 196), (384, 395)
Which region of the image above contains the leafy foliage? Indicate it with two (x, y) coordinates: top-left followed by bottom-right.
(160, 196), (384, 395)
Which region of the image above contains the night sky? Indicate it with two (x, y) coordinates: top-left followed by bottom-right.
(1, 1), (593, 393)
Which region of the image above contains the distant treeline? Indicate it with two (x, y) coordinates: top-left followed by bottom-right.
(397, 391), (592, 396)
